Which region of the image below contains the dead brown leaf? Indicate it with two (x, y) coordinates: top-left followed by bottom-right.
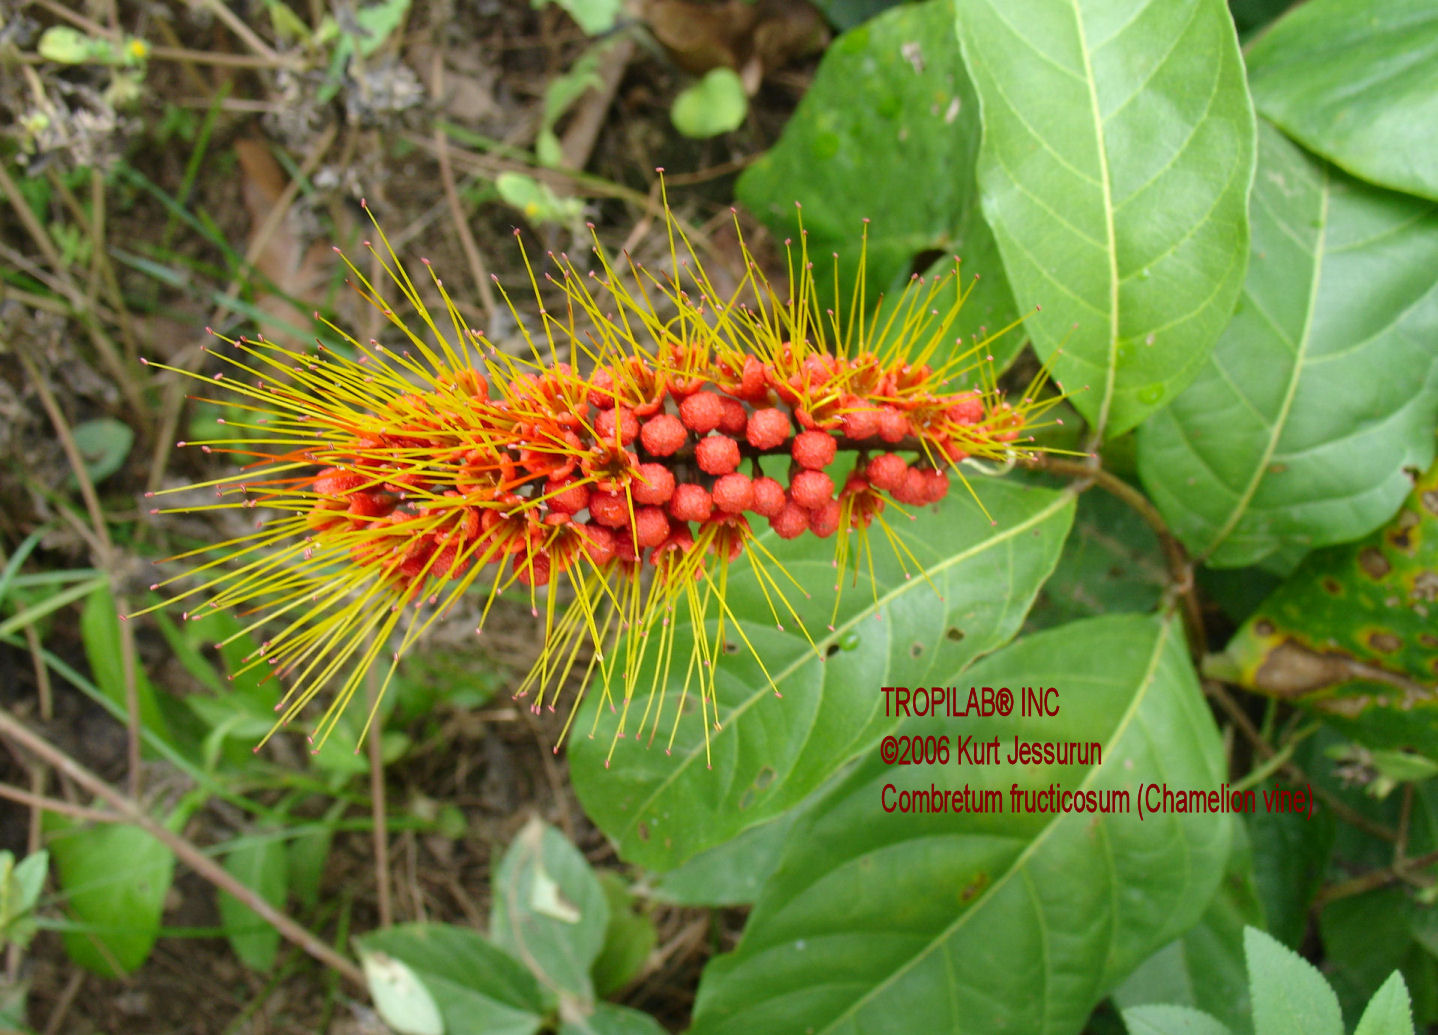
(635, 0), (828, 94)
(234, 138), (332, 349)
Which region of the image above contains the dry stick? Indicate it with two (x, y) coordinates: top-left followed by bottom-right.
(1315, 847), (1438, 910)
(1035, 454), (1206, 658)
(0, 780), (120, 824)
(16, 353), (144, 799)
(149, 45), (301, 70)
(1203, 679), (1397, 843)
(430, 48), (499, 322)
(0, 159), (145, 418)
(366, 675), (393, 929)
(557, 37), (635, 172)
(40, 968), (85, 1035)
(142, 124), (339, 498)
(405, 131), (732, 273)
(0, 710), (368, 989)
(196, 0), (285, 64)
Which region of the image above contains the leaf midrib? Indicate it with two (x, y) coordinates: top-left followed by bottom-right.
(817, 614), (1178, 1032)
(1198, 163), (1329, 562)
(619, 490), (1076, 842)
(1070, 0), (1122, 436)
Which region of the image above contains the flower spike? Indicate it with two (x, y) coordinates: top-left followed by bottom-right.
(135, 187), (1058, 764)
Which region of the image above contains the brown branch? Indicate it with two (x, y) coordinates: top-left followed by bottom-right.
(1031, 454), (1206, 658)
(0, 711), (367, 989)
(1315, 847), (1438, 910)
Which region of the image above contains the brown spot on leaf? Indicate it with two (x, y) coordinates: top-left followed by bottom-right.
(1254, 619), (1276, 637)
(1322, 578), (1342, 596)
(960, 871), (989, 902)
(637, 821), (650, 842)
(1418, 633), (1438, 649)
(1368, 631), (1402, 654)
(1422, 489), (1438, 516)
(1414, 572), (1438, 602)
(1251, 640), (1431, 708)
(1359, 547), (1390, 579)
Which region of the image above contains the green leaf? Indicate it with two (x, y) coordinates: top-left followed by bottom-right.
(80, 585), (173, 746)
(47, 820), (175, 977)
(691, 613), (1233, 1034)
(954, 0), (1255, 437)
(533, 0), (621, 36)
(1321, 888), (1419, 1027)
(1208, 457), (1438, 754)
(362, 948), (444, 1035)
(736, 0), (1020, 363)
(1024, 485), (1166, 631)
(569, 479), (1075, 871)
(356, 924), (547, 1035)
(808, 0), (907, 31)
(1246, 0), (1438, 203)
(1246, 782), (1335, 950)
(1244, 927), (1343, 1035)
(286, 820), (334, 909)
(496, 172), (585, 226)
(69, 418), (134, 485)
(1114, 820), (1263, 1034)
(670, 68), (748, 139)
(217, 833), (288, 971)
(591, 872), (656, 998)
(1122, 1004), (1233, 1035)
(38, 25), (112, 64)
(558, 1002), (670, 1035)
(651, 809), (800, 907)
(0, 850), (48, 952)
(490, 817), (608, 1005)
(348, 0), (410, 58)
(1137, 122), (1438, 568)
(1354, 971), (1416, 1035)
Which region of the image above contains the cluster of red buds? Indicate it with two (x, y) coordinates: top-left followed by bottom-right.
(135, 188), (1050, 763)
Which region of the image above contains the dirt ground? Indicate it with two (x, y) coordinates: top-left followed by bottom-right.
(1, 0), (826, 1030)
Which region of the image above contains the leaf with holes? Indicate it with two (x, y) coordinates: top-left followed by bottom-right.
(1207, 458), (1438, 756)
(356, 924), (547, 1035)
(954, 0), (1255, 437)
(490, 817), (608, 1006)
(569, 478), (1074, 871)
(737, 0), (1020, 364)
(1138, 122), (1438, 568)
(690, 613), (1232, 1034)
(1246, 0), (1438, 203)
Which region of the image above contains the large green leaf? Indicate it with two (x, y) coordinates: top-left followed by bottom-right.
(690, 614), (1232, 1034)
(1246, 780), (1335, 951)
(737, 0), (1020, 364)
(1137, 122), (1438, 568)
(1114, 820), (1263, 1034)
(217, 832), (288, 971)
(356, 924), (547, 1035)
(1246, 0), (1438, 203)
(954, 0), (1255, 437)
(47, 819), (175, 977)
(569, 479), (1075, 871)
